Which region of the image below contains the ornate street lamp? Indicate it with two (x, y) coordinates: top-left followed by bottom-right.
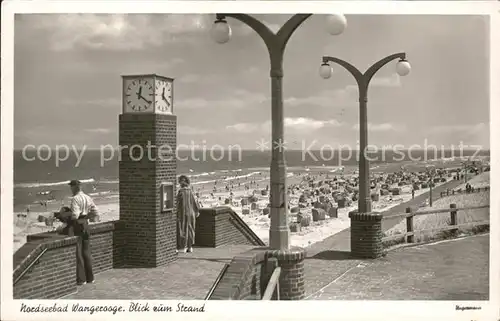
(319, 53), (411, 213)
(211, 14), (347, 250)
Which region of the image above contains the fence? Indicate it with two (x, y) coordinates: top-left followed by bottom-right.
(439, 186), (490, 198)
(382, 203), (490, 245)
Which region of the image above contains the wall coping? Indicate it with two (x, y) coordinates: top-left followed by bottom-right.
(88, 220), (118, 234)
(199, 206), (233, 216)
(13, 234), (78, 282)
(348, 211), (383, 221)
(25, 220), (118, 242)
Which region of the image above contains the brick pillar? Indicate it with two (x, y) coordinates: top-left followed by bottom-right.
(267, 247), (306, 300)
(118, 113), (177, 267)
(349, 211), (383, 259)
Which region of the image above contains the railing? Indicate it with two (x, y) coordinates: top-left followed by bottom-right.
(205, 263), (230, 300)
(439, 186), (490, 198)
(14, 248), (47, 285)
(228, 210), (266, 246)
(382, 204), (490, 244)
(262, 267), (281, 300)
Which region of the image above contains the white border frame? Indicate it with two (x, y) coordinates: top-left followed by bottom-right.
(2, 1), (499, 321)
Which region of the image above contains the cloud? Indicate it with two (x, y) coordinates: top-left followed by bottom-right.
(177, 74), (202, 84)
(85, 128), (113, 134)
(370, 74), (402, 87)
(63, 98), (121, 107)
(429, 122), (488, 135)
(285, 89), (355, 109)
(178, 126), (213, 135)
(176, 73), (223, 84)
(226, 122), (264, 134)
(428, 122), (489, 147)
(31, 14), (211, 51)
(226, 117), (343, 133)
(285, 117), (343, 130)
(178, 66), (264, 84)
(176, 89), (268, 109)
(352, 122), (406, 132)
(285, 74), (402, 108)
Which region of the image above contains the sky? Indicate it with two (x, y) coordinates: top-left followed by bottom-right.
(14, 14), (490, 150)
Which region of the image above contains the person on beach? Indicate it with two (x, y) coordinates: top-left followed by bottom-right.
(176, 175), (200, 253)
(67, 179), (97, 285)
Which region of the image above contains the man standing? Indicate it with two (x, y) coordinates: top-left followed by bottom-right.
(68, 179), (97, 285)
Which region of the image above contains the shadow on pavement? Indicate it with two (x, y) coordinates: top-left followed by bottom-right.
(308, 250), (354, 261)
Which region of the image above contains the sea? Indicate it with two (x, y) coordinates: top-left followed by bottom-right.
(13, 149), (489, 214)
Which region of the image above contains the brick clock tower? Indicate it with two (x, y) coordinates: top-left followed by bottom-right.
(118, 74), (177, 267)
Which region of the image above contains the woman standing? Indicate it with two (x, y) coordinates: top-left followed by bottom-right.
(176, 175), (200, 253)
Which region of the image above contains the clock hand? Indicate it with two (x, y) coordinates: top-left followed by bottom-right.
(136, 87), (151, 104)
(161, 93), (171, 107)
(140, 96), (152, 105)
(161, 89), (171, 107)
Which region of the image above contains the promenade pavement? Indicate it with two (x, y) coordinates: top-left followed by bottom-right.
(306, 234), (489, 300)
(66, 245), (255, 300)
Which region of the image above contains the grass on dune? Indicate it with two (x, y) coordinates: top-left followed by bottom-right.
(384, 188), (490, 246)
(454, 172), (490, 190)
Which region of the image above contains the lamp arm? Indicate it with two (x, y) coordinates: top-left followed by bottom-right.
(364, 52), (406, 85)
(322, 55), (365, 93)
(216, 14), (276, 58)
(276, 14), (313, 53)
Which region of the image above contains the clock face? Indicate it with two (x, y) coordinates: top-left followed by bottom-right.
(124, 78), (154, 112)
(155, 79), (173, 114)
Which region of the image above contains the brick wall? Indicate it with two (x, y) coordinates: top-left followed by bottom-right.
(14, 235), (78, 299)
(209, 248), (272, 300)
(13, 221), (121, 299)
(118, 113), (177, 267)
(154, 114), (178, 266)
(195, 207), (265, 248)
(88, 221), (118, 273)
(195, 208), (216, 247)
(349, 211), (384, 258)
(267, 248), (306, 300)
(208, 247), (307, 300)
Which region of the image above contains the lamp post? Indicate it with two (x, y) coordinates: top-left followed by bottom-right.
(211, 14), (347, 250)
(461, 160), (476, 183)
(319, 53), (411, 214)
(426, 166), (436, 207)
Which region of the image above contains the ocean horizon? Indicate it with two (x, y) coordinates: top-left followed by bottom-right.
(12, 149), (490, 211)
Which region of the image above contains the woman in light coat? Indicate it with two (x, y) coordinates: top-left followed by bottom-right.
(176, 175), (200, 253)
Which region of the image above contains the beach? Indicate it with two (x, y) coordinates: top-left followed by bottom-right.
(13, 152), (490, 252)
